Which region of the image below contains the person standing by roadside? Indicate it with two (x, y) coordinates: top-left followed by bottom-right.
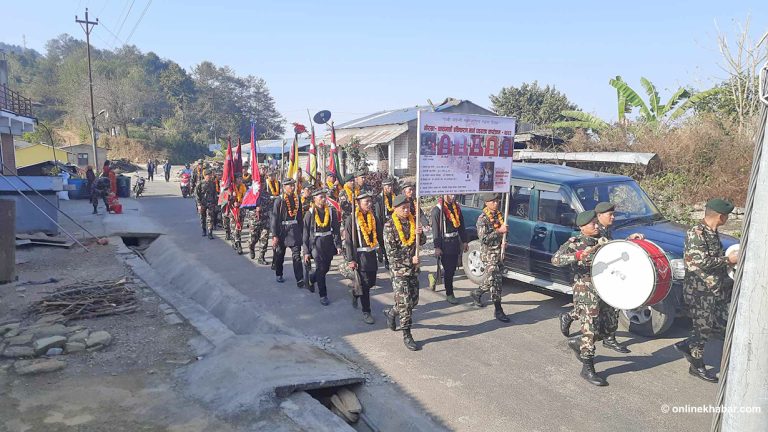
(163, 159), (172, 182)
(85, 165), (96, 198)
(147, 159), (155, 181)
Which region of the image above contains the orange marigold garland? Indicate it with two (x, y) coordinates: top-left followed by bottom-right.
(384, 192), (394, 213)
(443, 201), (461, 229)
(344, 183), (359, 202)
(483, 207), (503, 229)
(314, 204), (330, 228)
(267, 179), (280, 196)
(284, 193), (298, 218)
(356, 210), (378, 247)
(392, 213), (416, 247)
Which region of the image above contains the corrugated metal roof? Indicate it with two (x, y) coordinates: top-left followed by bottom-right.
(243, 138), (311, 155)
(336, 98), (493, 129)
(514, 151), (658, 166)
(333, 124), (408, 147)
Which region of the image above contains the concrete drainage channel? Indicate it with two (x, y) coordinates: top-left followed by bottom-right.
(115, 234), (417, 431)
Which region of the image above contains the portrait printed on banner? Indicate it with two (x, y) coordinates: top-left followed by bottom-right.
(484, 136), (499, 157)
(469, 134), (484, 156)
(420, 132), (437, 155)
(453, 134), (469, 156)
(437, 134), (453, 155)
(479, 161), (495, 191)
(499, 136), (515, 157)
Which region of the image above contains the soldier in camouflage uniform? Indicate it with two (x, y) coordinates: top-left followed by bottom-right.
(559, 202), (639, 356)
(195, 169), (217, 239)
(374, 178), (396, 270)
(552, 210), (629, 386)
(674, 198), (738, 383)
(469, 193), (510, 322)
(383, 194), (426, 351)
(247, 179), (272, 264)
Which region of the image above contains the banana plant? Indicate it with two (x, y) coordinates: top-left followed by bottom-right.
(610, 76), (721, 125)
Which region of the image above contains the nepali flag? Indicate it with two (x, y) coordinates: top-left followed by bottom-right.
(241, 120), (262, 208)
(329, 122), (343, 186)
(326, 196), (341, 220)
(306, 122), (318, 184)
(218, 137), (234, 206)
(234, 137), (243, 175)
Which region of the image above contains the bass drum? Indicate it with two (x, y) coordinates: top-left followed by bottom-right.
(591, 239), (672, 310)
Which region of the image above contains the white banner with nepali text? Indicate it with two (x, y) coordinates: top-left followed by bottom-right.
(416, 111), (516, 196)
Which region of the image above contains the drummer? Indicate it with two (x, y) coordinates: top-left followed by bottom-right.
(559, 202), (642, 354)
(552, 210), (627, 386)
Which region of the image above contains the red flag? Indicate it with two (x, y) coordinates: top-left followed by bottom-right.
(234, 137), (243, 175)
(242, 121), (261, 208)
(222, 137), (233, 190)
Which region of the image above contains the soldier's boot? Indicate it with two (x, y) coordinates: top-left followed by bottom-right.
(384, 308), (397, 331)
(208, 229), (214, 240)
(257, 251), (268, 265)
(493, 301), (510, 323)
(559, 312), (574, 337)
(202, 226), (207, 237)
(567, 336), (582, 363)
(402, 329), (420, 351)
(249, 246), (256, 260)
(580, 358), (608, 386)
(470, 289), (484, 307)
(602, 334), (630, 353)
(673, 340), (697, 366)
(384, 258), (390, 271)
(689, 358), (718, 383)
(235, 241), (243, 255)
(352, 294), (359, 309)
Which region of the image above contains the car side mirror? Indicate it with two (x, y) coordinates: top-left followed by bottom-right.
(561, 212), (576, 227)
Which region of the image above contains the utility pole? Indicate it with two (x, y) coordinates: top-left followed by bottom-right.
(75, 8), (99, 173)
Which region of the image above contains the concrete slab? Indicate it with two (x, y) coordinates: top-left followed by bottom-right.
(178, 334), (364, 416)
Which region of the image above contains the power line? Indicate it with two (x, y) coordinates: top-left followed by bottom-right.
(99, 20), (125, 46)
(114, 0), (136, 41)
(124, 0), (153, 44)
(97, 0), (111, 16)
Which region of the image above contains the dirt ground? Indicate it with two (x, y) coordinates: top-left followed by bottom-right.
(0, 243), (244, 432)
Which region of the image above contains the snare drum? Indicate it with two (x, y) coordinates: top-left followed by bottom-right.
(591, 239), (672, 310)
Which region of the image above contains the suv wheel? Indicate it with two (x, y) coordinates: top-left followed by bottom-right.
(462, 240), (487, 285)
(619, 296), (676, 337)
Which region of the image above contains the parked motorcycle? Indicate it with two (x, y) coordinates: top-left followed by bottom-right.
(180, 172), (191, 198)
(133, 176), (146, 198)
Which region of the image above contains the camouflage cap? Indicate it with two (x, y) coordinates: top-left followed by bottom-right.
(480, 193), (501, 202)
(343, 173), (354, 183)
(576, 210), (597, 227)
(706, 198), (735, 215)
(311, 188), (328, 197)
(356, 192), (374, 201)
(392, 194), (409, 208)
(594, 202), (615, 214)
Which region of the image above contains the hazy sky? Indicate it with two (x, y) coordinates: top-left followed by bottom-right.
(2, 0), (767, 129)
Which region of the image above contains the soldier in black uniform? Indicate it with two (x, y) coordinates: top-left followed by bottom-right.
(375, 178), (396, 270)
(430, 194), (468, 304)
(344, 192), (381, 324)
(270, 178), (305, 286)
(303, 188), (342, 306)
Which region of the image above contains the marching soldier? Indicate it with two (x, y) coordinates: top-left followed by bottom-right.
(190, 159), (205, 197)
(402, 182), (429, 228)
(674, 198), (738, 383)
(271, 178), (305, 286)
(344, 192), (381, 324)
(374, 178), (396, 269)
(339, 171), (366, 223)
(430, 194), (468, 305)
(551, 210), (618, 386)
(303, 188), (342, 306)
(559, 202), (638, 355)
(195, 168), (217, 240)
(326, 172), (341, 200)
(229, 173), (247, 254)
(242, 163), (252, 188)
(469, 193), (510, 322)
(300, 181), (313, 214)
(247, 179), (271, 264)
(383, 195), (426, 351)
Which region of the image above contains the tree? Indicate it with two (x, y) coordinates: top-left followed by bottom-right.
(550, 111), (609, 131)
(490, 81), (578, 127)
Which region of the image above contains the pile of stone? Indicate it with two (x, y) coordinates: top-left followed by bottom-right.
(324, 387), (363, 424)
(0, 314), (112, 375)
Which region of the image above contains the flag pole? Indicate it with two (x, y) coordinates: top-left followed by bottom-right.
(414, 110), (422, 265)
(281, 138), (286, 182)
(500, 192), (510, 261)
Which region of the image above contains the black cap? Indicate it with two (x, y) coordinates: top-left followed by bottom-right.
(282, 178), (296, 186)
(401, 182), (415, 189)
(381, 178), (394, 186)
(576, 210), (597, 227)
(344, 173), (354, 183)
(392, 194), (409, 208)
(353, 170), (367, 178)
(595, 202), (615, 213)
(706, 198), (735, 215)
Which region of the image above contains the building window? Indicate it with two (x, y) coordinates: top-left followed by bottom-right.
(77, 153), (89, 165)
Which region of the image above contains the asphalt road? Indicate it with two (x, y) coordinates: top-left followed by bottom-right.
(133, 169), (727, 432)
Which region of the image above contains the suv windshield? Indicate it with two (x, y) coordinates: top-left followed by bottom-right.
(573, 181), (661, 223)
